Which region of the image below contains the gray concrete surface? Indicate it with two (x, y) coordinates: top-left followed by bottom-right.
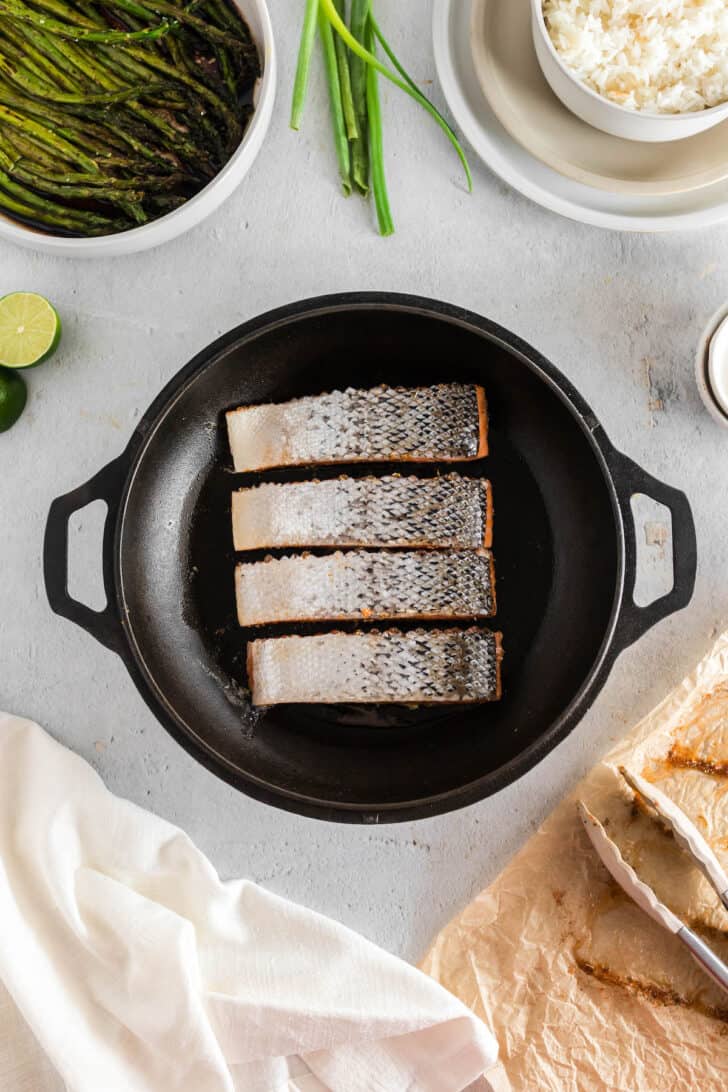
(0, 0), (726, 966)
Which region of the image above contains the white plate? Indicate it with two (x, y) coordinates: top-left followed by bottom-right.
(471, 0), (728, 196)
(433, 0), (728, 232)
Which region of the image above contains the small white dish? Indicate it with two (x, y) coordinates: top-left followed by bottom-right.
(0, 0), (276, 259)
(530, 0), (728, 143)
(433, 0), (728, 232)
(708, 320), (728, 418)
(696, 304), (728, 429)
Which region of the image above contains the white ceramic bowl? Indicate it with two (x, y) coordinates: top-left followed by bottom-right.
(0, 0), (275, 258)
(695, 303), (728, 430)
(531, 0), (728, 143)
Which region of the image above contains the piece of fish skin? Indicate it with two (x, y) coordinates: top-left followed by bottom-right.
(226, 384), (488, 473)
(235, 549), (497, 626)
(232, 474), (493, 552)
(248, 628), (503, 706)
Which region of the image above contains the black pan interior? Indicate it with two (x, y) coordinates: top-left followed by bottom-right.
(118, 305), (619, 812)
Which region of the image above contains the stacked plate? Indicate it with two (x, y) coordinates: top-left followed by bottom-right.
(434, 0), (728, 231)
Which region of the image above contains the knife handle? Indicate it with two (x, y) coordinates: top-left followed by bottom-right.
(678, 926), (728, 997)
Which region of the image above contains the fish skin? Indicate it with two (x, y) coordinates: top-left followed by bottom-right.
(247, 628), (503, 706)
(235, 549), (497, 626)
(232, 474), (493, 552)
(226, 384), (488, 473)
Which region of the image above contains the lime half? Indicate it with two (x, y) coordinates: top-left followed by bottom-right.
(0, 292), (61, 368)
(0, 367), (27, 432)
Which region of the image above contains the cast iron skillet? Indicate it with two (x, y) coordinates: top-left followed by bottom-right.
(44, 294), (696, 822)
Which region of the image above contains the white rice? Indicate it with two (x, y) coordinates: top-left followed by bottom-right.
(543, 0), (728, 114)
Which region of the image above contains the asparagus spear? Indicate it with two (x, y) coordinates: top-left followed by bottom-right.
(112, 0), (251, 54)
(0, 23), (78, 89)
(25, 0), (99, 28)
(0, 87), (137, 159)
(124, 45), (240, 146)
(0, 167), (124, 231)
(0, 51), (164, 104)
(0, 104), (99, 169)
(0, 133), (181, 192)
(0, 0), (176, 44)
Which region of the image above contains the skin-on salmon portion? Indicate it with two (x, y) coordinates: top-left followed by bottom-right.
(232, 474), (493, 552)
(247, 628), (503, 706)
(235, 549), (496, 626)
(226, 384), (488, 473)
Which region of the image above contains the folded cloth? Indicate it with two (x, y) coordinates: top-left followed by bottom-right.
(0, 714), (499, 1092)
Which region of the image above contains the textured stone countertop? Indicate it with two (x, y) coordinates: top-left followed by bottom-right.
(0, 0), (726, 963)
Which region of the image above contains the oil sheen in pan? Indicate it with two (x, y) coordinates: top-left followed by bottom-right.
(185, 419), (554, 734)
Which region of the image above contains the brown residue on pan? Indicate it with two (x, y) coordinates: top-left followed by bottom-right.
(666, 744), (728, 778)
(574, 955), (728, 1025)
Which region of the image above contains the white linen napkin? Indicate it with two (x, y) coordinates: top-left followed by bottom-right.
(0, 713), (499, 1092)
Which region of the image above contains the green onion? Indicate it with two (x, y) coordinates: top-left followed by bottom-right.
(348, 0), (369, 195)
(290, 0), (319, 130)
(364, 16), (391, 235)
(333, 0), (357, 141)
(320, 0), (472, 192)
(319, 4), (351, 194)
(291, 0), (472, 235)
(369, 12), (461, 149)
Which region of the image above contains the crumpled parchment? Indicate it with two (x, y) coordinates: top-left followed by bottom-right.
(423, 631), (728, 1091)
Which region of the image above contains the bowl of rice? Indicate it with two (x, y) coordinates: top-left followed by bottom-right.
(531, 0), (728, 142)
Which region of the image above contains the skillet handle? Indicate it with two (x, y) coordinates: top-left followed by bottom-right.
(43, 453), (129, 657)
(608, 450), (697, 654)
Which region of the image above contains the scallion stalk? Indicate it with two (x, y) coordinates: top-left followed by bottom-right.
(332, 0), (357, 140)
(348, 0), (369, 195)
(319, 5), (351, 195)
(319, 0), (472, 192)
(364, 16), (392, 235)
(290, 0), (319, 130)
(369, 11), (460, 150)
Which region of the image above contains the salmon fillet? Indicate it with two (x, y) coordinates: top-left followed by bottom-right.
(226, 384), (488, 473)
(247, 628), (503, 706)
(232, 474), (493, 552)
(235, 549), (496, 626)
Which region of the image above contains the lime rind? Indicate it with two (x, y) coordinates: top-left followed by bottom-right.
(0, 292), (61, 369)
(0, 366), (27, 432)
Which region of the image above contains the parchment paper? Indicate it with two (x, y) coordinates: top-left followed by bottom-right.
(423, 631), (728, 1091)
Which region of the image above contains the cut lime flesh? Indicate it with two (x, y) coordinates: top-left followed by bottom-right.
(0, 292), (61, 368)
